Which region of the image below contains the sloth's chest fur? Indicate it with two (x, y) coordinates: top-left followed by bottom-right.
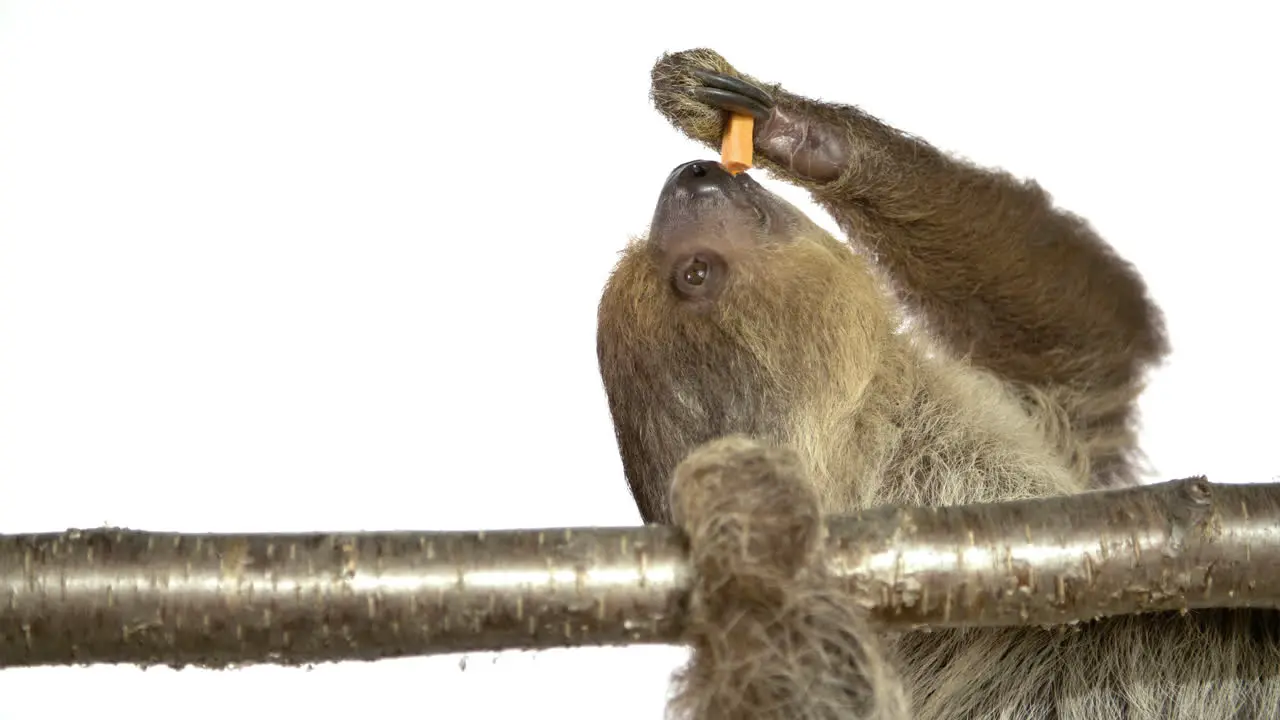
(786, 337), (1086, 516)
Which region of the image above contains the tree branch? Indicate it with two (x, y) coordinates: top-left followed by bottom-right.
(2, 477), (1277, 670)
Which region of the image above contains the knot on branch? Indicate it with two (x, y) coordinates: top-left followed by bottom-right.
(666, 435), (910, 720)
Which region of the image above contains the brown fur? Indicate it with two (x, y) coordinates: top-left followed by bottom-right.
(666, 435), (908, 720)
(596, 49), (1280, 719)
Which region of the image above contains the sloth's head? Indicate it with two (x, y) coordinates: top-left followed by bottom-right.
(595, 160), (892, 522)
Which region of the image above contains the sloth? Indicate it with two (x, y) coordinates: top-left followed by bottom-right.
(594, 49), (1280, 719)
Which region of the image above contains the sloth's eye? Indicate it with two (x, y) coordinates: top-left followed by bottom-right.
(672, 252), (725, 300)
(683, 259), (709, 286)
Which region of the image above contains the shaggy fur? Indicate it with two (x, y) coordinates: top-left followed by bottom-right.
(666, 436), (908, 720)
(595, 49), (1280, 719)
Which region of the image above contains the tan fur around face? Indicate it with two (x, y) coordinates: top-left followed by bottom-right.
(598, 222), (893, 524)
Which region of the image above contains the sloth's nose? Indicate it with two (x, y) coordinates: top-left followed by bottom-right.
(666, 160), (734, 198)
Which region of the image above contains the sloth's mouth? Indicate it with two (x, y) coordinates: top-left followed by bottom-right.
(731, 172), (781, 229)
(651, 159), (784, 240)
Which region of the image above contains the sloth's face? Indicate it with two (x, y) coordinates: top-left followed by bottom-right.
(599, 158), (888, 396)
(595, 159), (893, 524)
(646, 159), (824, 307)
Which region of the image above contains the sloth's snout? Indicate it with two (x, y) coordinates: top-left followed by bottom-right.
(661, 160), (735, 201)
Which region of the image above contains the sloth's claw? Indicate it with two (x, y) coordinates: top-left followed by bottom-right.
(688, 71), (774, 121)
(691, 69), (775, 108)
(690, 88), (772, 121)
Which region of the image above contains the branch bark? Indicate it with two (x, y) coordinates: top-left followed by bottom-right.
(2, 477), (1277, 670)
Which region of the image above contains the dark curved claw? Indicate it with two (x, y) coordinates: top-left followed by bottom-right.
(687, 69), (774, 121)
(691, 69), (774, 107)
(690, 87), (772, 121)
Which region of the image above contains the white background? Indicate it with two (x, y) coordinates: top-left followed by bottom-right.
(0, 1), (1276, 718)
